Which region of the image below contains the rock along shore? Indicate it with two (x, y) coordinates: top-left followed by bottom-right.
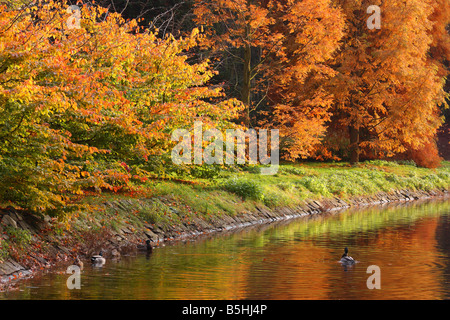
(0, 187), (448, 288)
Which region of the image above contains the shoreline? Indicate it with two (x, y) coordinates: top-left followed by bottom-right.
(0, 186), (448, 290)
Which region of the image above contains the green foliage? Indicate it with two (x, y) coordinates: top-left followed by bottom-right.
(277, 181), (296, 192)
(395, 160), (417, 167)
(278, 166), (308, 176)
(3, 226), (32, 248)
(365, 160), (400, 167)
(137, 200), (176, 227)
(221, 178), (264, 200)
(262, 192), (279, 207)
(189, 165), (222, 180)
(301, 176), (331, 195)
(142, 154), (188, 179)
(241, 165), (261, 174)
(365, 159), (418, 168)
(0, 241), (10, 262)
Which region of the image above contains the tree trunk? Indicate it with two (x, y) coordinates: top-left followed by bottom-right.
(349, 125), (360, 165)
(240, 26), (251, 128)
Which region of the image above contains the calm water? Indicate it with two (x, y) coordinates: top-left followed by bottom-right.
(2, 199), (450, 300)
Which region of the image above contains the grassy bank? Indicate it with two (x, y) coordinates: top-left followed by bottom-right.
(0, 160), (449, 282)
(78, 160), (450, 233)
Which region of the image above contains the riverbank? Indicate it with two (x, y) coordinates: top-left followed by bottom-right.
(1, 161), (449, 289)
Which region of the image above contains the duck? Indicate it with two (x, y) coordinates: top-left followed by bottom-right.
(74, 256), (84, 270)
(91, 250), (106, 265)
(138, 239), (153, 253)
(340, 247), (355, 265)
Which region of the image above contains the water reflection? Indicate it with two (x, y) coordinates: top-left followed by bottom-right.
(1, 199), (450, 300)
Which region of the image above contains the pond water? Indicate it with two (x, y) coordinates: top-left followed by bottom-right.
(1, 199), (450, 300)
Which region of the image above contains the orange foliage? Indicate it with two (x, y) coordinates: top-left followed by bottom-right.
(0, 1), (243, 214)
(194, 0), (346, 159)
(326, 0), (447, 163)
(263, 0), (345, 161)
(405, 141), (443, 169)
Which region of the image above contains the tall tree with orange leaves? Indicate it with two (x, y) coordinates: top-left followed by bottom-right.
(262, 0), (345, 160)
(193, 0), (345, 135)
(327, 0), (448, 164)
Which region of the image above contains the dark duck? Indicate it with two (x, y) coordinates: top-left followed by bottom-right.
(340, 247), (355, 265)
(138, 239), (153, 253)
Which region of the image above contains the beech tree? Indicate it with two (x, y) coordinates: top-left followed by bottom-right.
(0, 1), (242, 214)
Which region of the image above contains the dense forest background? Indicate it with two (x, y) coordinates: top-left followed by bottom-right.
(1, 0), (449, 215)
(67, 0), (450, 163)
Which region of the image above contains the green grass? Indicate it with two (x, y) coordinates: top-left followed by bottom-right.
(75, 160), (449, 232)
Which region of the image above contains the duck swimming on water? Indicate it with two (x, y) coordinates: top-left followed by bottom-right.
(91, 250), (106, 265)
(138, 239), (153, 253)
(74, 256), (84, 270)
(340, 247), (355, 265)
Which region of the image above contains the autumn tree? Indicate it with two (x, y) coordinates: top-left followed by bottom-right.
(326, 0), (447, 164)
(0, 1), (242, 214)
(193, 0), (278, 127)
(261, 0), (345, 160)
(428, 0), (450, 74)
(194, 0), (345, 163)
(77, 0), (195, 37)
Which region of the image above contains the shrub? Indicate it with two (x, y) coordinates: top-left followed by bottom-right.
(406, 142), (442, 169)
(242, 165), (261, 174)
(263, 192), (282, 208)
(0, 242), (10, 263)
(4, 226), (32, 248)
(221, 178), (264, 200)
(279, 166), (308, 176)
(300, 177), (329, 195)
(189, 165), (222, 179)
(395, 160), (417, 167)
(365, 160), (399, 167)
(277, 182), (296, 192)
